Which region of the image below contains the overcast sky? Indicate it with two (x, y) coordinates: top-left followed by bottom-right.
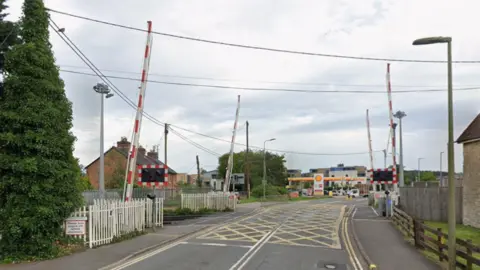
(7, 0), (480, 174)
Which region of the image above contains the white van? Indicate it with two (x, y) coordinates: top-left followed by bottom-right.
(350, 189), (360, 198)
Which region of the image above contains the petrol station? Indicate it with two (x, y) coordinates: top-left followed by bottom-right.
(287, 174), (368, 195)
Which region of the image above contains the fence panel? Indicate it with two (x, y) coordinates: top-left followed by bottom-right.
(399, 187), (463, 222)
(68, 198), (163, 248)
(392, 205), (480, 269)
(181, 193), (236, 211)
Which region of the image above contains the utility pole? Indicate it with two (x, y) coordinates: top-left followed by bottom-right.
(164, 123), (169, 166)
(245, 121), (250, 198)
(440, 151), (444, 187)
(394, 110), (406, 187)
(417, 158), (424, 182)
(382, 149), (387, 168)
(196, 155), (201, 187)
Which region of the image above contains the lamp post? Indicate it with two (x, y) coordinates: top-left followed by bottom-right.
(413, 36), (455, 269)
(394, 111), (407, 187)
(440, 151), (445, 186)
(93, 83), (114, 199)
(263, 138), (276, 199)
(417, 157), (424, 182)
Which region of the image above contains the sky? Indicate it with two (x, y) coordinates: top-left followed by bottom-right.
(6, 0), (480, 174)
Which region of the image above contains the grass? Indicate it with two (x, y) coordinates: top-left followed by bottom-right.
(425, 221), (480, 245)
(395, 221), (480, 270)
(422, 221), (480, 269)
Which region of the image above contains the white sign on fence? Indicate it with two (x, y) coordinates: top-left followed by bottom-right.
(65, 217), (87, 235)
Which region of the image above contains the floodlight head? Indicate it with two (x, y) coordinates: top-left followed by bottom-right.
(106, 93), (114, 99)
(93, 83), (110, 94)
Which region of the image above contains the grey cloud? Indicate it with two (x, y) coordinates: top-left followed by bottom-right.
(275, 98), (478, 135)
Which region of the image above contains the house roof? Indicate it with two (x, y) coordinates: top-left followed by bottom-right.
(457, 113), (480, 144)
(84, 146), (177, 174)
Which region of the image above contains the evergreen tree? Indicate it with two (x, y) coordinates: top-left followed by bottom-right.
(0, 0), (20, 98)
(0, 0), (83, 260)
(0, 0), (19, 72)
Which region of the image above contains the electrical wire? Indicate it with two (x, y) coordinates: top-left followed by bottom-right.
(49, 18), (168, 127)
(59, 63), (470, 89)
(46, 8), (480, 64)
(49, 18), (390, 157)
(59, 69), (480, 94)
(169, 128), (221, 157)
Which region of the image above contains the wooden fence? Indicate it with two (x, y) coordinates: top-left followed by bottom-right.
(393, 206), (480, 269)
(181, 193), (237, 211)
(67, 198), (163, 248)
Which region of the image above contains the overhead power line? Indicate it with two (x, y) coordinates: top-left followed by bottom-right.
(59, 64), (471, 89)
(59, 69), (480, 94)
(169, 128), (221, 157)
(48, 18), (391, 157)
(46, 8), (480, 64)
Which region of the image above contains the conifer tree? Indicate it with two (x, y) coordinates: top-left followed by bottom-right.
(0, 0), (83, 259)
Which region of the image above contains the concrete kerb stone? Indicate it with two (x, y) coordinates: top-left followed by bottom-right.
(99, 207), (265, 270)
(349, 207), (375, 267)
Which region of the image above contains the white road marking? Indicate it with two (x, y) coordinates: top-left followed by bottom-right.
(352, 206), (358, 219)
(371, 206), (379, 216)
(179, 241), (252, 249)
(228, 231), (272, 270)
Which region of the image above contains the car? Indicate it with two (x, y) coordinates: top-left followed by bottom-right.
(350, 189), (360, 198)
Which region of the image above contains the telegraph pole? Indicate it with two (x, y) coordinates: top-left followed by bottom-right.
(164, 123), (169, 166)
(196, 155), (201, 187)
(245, 121), (250, 198)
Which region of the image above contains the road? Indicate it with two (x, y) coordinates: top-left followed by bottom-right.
(107, 198), (364, 270)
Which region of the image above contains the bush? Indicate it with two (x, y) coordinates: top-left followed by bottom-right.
(251, 184), (284, 197)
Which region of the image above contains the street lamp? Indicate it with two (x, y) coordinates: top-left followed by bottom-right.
(263, 138), (276, 199)
(93, 83), (114, 199)
(394, 111), (407, 187)
(417, 157), (424, 182)
(413, 36), (455, 269)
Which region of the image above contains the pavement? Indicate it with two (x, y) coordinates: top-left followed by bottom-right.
(0, 203), (260, 270)
(351, 204), (440, 270)
(101, 198), (359, 270)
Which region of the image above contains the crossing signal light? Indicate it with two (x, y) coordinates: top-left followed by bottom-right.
(141, 168), (166, 183)
(372, 170), (394, 181)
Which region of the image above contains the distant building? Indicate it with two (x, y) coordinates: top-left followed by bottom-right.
(456, 113), (480, 228)
(287, 169), (302, 178)
(85, 137), (178, 189)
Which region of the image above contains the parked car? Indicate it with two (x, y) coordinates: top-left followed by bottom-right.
(350, 189), (360, 198)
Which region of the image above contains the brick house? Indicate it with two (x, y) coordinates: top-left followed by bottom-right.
(85, 137), (177, 189)
(456, 113), (480, 228)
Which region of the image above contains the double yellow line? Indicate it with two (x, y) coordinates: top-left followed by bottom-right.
(341, 206), (363, 270)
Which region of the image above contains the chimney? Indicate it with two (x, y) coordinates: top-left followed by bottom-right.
(147, 150), (158, 160)
(138, 146), (146, 156)
(117, 136), (131, 149)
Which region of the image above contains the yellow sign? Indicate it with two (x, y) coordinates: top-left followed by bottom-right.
(315, 175), (323, 181)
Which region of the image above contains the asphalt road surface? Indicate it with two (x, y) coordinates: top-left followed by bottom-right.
(108, 198), (365, 270)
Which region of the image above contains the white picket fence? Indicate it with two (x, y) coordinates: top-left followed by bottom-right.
(67, 198), (163, 248)
(181, 193), (237, 211)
